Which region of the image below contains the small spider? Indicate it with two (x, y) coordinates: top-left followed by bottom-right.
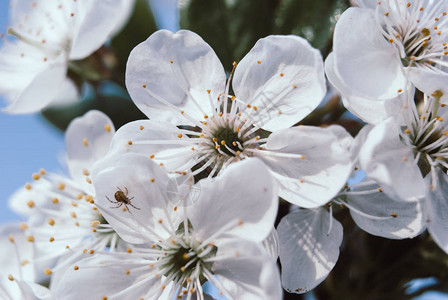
(106, 187), (140, 211)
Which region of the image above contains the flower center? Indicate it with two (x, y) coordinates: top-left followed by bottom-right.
(402, 95), (448, 177)
(377, 1), (447, 68)
(158, 223), (217, 286)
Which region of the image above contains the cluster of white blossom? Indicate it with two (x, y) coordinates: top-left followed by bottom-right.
(0, 0), (447, 299)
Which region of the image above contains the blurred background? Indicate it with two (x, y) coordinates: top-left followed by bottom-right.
(0, 0), (447, 299)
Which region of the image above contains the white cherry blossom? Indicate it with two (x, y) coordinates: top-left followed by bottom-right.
(0, 223), (53, 300)
(57, 156), (282, 299)
(7, 110), (125, 280)
(327, 0), (448, 121)
(110, 29), (353, 208)
(0, 0), (135, 113)
(359, 92), (448, 253)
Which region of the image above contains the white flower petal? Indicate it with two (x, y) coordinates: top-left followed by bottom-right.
(426, 169), (448, 254)
(2, 55), (67, 114)
(126, 30), (226, 124)
(233, 35), (326, 132)
(359, 118), (427, 200)
(332, 8), (406, 100)
(105, 119), (195, 172)
(277, 208), (343, 294)
(189, 158), (278, 243)
(213, 239), (282, 300)
(325, 53), (405, 125)
(65, 110), (115, 191)
(69, 0), (135, 59)
(346, 180), (425, 239)
(92, 153), (172, 244)
(57, 254), (160, 300)
(258, 126), (352, 208)
(409, 67), (448, 104)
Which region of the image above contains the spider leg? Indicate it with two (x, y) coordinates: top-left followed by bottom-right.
(106, 196), (118, 204)
(111, 203), (123, 209)
(128, 202), (140, 210)
(124, 187), (129, 195)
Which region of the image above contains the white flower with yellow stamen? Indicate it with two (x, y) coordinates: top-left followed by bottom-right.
(326, 0), (448, 123)
(0, 223), (53, 300)
(0, 0), (135, 114)
(359, 91), (448, 253)
(57, 156), (282, 300)
(107, 29), (353, 209)
(8, 110), (126, 279)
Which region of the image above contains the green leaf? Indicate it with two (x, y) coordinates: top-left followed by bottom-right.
(110, 0), (158, 74)
(274, 0), (350, 50)
(227, 0), (276, 63)
(179, 0), (233, 69)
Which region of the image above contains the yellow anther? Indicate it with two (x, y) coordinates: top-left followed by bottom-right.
(82, 138), (88, 147)
(8, 235), (14, 243)
(104, 124), (111, 132)
(280, 73), (284, 77)
(385, 12), (389, 16)
(83, 169), (90, 176)
(151, 178), (155, 182)
(378, 188), (383, 192)
(178, 134), (183, 138)
(27, 200), (35, 208)
(232, 61), (237, 67)
(126, 269), (130, 275)
(52, 197), (59, 204)
(86, 177), (92, 184)
(142, 84), (147, 88)
(8, 275), (13, 281)
(25, 183), (32, 190)
(128, 140), (133, 145)
(32, 173), (40, 180)
(20, 223), (28, 230)
(257, 60), (261, 64)
(48, 219), (55, 226)
(213, 138), (218, 142)
(207, 89), (211, 94)
(170, 60), (173, 64)
(58, 183), (65, 190)
(89, 249), (94, 254)
(158, 219), (163, 224)
(221, 140), (226, 145)
(74, 266), (79, 270)
(27, 236), (35, 242)
(204, 114), (208, 119)
(397, 89), (403, 93)
(85, 195), (93, 202)
(389, 38), (394, 43)
(49, 237), (55, 242)
(39, 168), (46, 175)
(140, 125), (144, 130)
(218, 112), (223, 117)
(301, 155), (306, 160)
(127, 248), (132, 253)
(404, 128), (411, 134)
(391, 213), (397, 218)
(91, 220), (100, 227)
(253, 106), (258, 111)
(70, 212), (77, 218)
(77, 193), (83, 200)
